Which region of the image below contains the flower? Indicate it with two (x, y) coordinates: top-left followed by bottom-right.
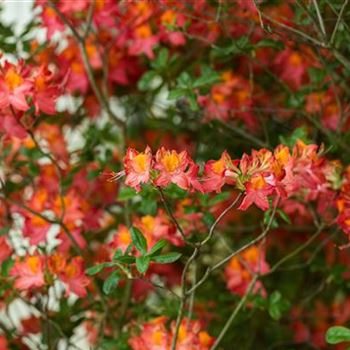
(0, 61), (32, 111)
(10, 255), (45, 291)
(129, 317), (214, 350)
(225, 245), (269, 296)
(238, 173), (275, 211)
(59, 256), (90, 297)
(154, 148), (192, 190)
(121, 146), (153, 191)
(201, 151), (237, 193)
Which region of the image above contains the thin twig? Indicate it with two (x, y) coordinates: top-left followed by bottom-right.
(312, 0), (326, 38)
(265, 224), (325, 276)
(330, 0), (349, 45)
(200, 193), (242, 246)
(158, 187), (196, 247)
(210, 275), (258, 350)
(186, 200), (279, 296)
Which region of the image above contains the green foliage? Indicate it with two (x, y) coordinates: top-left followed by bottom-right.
(326, 326), (350, 344)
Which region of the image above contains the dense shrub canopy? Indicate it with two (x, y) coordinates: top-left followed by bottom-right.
(1, 0), (350, 349)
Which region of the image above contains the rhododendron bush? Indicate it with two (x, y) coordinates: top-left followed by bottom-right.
(2, 0), (350, 349)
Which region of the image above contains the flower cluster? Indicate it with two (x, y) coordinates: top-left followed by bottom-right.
(117, 140), (339, 214)
(10, 253), (89, 297)
(0, 60), (64, 139)
(129, 316), (214, 350)
(225, 245), (269, 296)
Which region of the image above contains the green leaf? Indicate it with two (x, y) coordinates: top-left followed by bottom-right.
(1, 258), (14, 277)
(152, 252), (182, 264)
(136, 255), (151, 274)
(138, 70), (159, 91)
(193, 67), (220, 88)
(153, 48), (169, 69)
(308, 67), (326, 84)
(116, 255), (135, 264)
(277, 209), (291, 224)
(256, 39), (284, 50)
(208, 192), (231, 206)
(168, 88), (186, 100)
(139, 199), (157, 216)
(268, 291), (290, 321)
(178, 72), (192, 87)
(187, 92), (199, 111)
(117, 187), (137, 201)
(130, 227), (148, 255)
(326, 326), (350, 344)
(279, 126), (309, 148)
(112, 249), (123, 261)
(148, 239), (167, 256)
(103, 271), (120, 295)
(86, 264), (106, 276)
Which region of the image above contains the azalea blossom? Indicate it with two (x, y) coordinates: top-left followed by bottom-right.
(225, 245), (269, 296)
(154, 148), (192, 190)
(0, 61), (32, 111)
(129, 316), (214, 350)
(10, 255), (45, 291)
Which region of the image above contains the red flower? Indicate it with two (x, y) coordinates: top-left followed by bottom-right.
(239, 173), (274, 211)
(10, 255), (45, 291)
(121, 146), (153, 191)
(59, 256), (90, 297)
(0, 61), (32, 111)
(154, 148), (192, 190)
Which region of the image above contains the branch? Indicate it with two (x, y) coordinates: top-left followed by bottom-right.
(265, 224), (325, 276)
(330, 0), (349, 45)
(47, 1), (125, 130)
(186, 200), (279, 296)
(200, 193), (242, 246)
(210, 275), (258, 350)
(312, 0), (326, 38)
(158, 187), (196, 247)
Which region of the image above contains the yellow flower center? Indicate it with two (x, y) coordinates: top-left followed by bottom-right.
(35, 76), (46, 91)
(65, 263), (77, 278)
(289, 52), (302, 67)
(151, 330), (163, 345)
(141, 215), (155, 232)
(119, 229), (131, 245)
(250, 175), (266, 190)
(135, 25), (152, 38)
(212, 159), (225, 174)
(5, 68), (23, 91)
(162, 153), (180, 173)
(178, 325), (187, 342)
(27, 256), (40, 274)
(199, 331), (212, 346)
(161, 10), (177, 25)
(134, 153), (148, 173)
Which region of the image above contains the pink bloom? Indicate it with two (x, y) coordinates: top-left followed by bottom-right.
(225, 245), (269, 296)
(59, 257), (90, 297)
(238, 174), (275, 211)
(0, 61), (32, 111)
(10, 255), (45, 291)
(0, 113), (27, 139)
(32, 66), (62, 115)
(201, 151), (237, 193)
(109, 225), (132, 253)
(129, 316), (214, 350)
(23, 214), (51, 245)
(154, 148), (191, 190)
(122, 146), (153, 191)
(128, 25), (159, 59)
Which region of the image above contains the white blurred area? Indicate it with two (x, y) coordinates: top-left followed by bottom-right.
(0, 2), (90, 349)
(1, 0), (34, 35)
